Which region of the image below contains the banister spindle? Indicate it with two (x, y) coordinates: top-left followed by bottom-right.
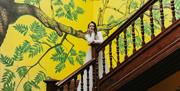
(159, 0), (165, 31)
(93, 58), (99, 91)
(124, 29), (128, 59)
(67, 81), (71, 91)
(149, 5), (155, 39)
(116, 35), (120, 65)
(140, 14), (145, 46)
(102, 48), (106, 76)
(170, 0), (176, 23)
(91, 44), (98, 91)
(74, 76), (77, 91)
(131, 22), (136, 53)
(81, 72), (84, 91)
(60, 86), (64, 91)
(87, 67), (90, 91)
(109, 42), (113, 71)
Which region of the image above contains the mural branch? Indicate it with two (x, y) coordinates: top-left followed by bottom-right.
(0, 0), (86, 47)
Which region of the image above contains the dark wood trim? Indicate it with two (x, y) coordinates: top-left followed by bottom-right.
(99, 19), (180, 91)
(119, 49), (180, 91)
(44, 80), (59, 91)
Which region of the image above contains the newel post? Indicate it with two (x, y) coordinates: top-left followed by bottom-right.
(91, 43), (100, 91)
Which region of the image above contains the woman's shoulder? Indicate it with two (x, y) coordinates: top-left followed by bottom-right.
(97, 31), (102, 35)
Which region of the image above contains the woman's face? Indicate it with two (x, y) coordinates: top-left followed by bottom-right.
(89, 23), (95, 32)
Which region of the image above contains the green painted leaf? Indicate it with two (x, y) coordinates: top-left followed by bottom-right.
(0, 54), (13, 67)
(70, 48), (76, 56)
(68, 56), (74, 65)
(34, 71), (46, 84)
(55, 46), (64, 53)
(66, 11), (73, 20)
(22, 40), (31, 53)
(24, 81), (32, 91)
(76, 56), (84, 65)
(76, 7), (84, 14)
(64, 4), (70, 12)
(53, 0), (63, 5)
(2, 69), (15, 83)
(13, 24), (28, 36)
(51, 53), (67, 63)
(29, 43), (43, 58)
(55, 8), (65, 17)
(12, 40), (31, 61)
(130, 0), (138, 9)
(30, 21), (46, 37)
(78, 51), (86, 57)
(51, 53), (61, 61)
(108, 15), (115, 24)
(55, 63), (65, 73)
(30, 81), (40, 89)
(30, 34), (42, 42)
(2, 81), (15, 91)
(30, 21), (47, 42)
(56, 11), (65, 17)
(47, 32), (58, 44)
(175, 0), (180, 10)
(69, 0), (75, 8)
(16, 66), (28, 78)
(12, 46), (23, 61)
(72, 11), (78, 21)
(24, 0), (41, 6)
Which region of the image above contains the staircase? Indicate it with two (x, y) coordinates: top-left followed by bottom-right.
(44, 0), (180, 91)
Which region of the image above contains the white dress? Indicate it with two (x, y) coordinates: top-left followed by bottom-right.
(77, 31), (109, 91)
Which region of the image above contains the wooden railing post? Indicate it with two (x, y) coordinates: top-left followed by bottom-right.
(91, 43), (100, 91)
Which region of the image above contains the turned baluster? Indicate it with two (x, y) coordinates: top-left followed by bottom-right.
(149, 5), (155, 39)
(140, 14), (145, 46)
(67, 81), (71, 91)
(116, 35), (120, 65)
(124, 29), (128, 59)
(91, 44), (99, 91)
(131, 22), (136, 53)
(87, 67), (90, 91)
(170, 0), (176, 23)
(109, 42), (113, 71)
(102, 48), (106, 76)
(60, 86), (64, 91)
(74, 76), (77, 91)
(159, 0), (165, 31)
(80, 72), (84, 91)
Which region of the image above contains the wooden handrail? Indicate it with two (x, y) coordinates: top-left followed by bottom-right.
(56, 58), (96, 87)
(97, 0), (158, 52)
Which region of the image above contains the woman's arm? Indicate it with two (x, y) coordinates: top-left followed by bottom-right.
(94, 32), (103, 43)
(85, 33), (95, 44)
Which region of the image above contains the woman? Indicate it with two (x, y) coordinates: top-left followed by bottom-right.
(77, 21), (108, 91)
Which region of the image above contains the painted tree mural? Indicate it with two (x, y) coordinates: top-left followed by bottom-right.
(0, 0), (179, 91)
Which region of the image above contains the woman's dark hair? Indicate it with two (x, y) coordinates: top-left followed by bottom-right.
(88, 21), (97, 36)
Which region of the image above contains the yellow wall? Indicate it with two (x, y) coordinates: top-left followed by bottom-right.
(0, 0), (179, 91)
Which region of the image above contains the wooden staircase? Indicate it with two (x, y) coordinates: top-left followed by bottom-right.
(99, 19), (180, 91)
(44, 0), (180, 91)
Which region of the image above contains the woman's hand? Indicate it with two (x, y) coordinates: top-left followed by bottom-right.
(87, 28), (93, 34)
